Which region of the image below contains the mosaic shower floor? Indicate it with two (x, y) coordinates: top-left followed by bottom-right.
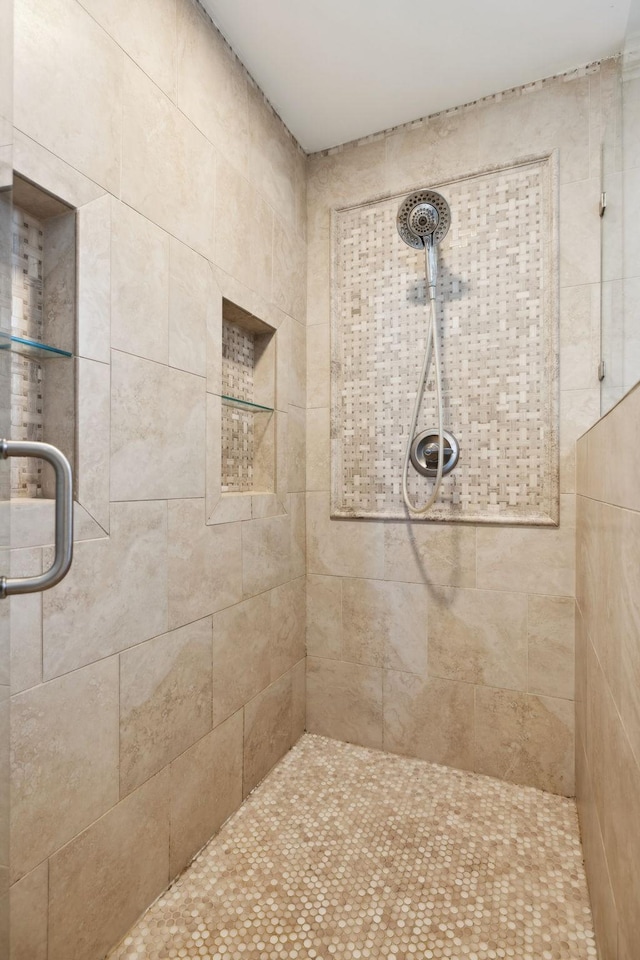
(111, 735), (596, 960)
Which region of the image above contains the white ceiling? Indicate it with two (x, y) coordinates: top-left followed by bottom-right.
(201, 0), (632, 153)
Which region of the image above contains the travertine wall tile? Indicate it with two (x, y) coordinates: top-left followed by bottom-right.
(9, 861), (48, 960)
(306, 657), (383, 750)
(243, 672), (293, 796)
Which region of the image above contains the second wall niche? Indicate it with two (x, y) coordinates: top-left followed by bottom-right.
(221, 299), (275, 497)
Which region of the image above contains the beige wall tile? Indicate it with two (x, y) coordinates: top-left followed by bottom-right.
(307, 492), (384, 580)
(43, 500), (168, 679)
(270, 578), (305, 682)
(559, 178), (602, 288)
(306, 657), (383, 750)
(120, 618), (213, 796)
(211, 593), (271, 728)
(307, 574), (342, 660)
(288, 318), (306, 409)
(291, 658), (306, 743)
(9, 548), (42, 695)
(111, 351), (205, 501)
(248, 84), (300, 230)
(383, 671), (474, 771)
(272, 217), (307, 322)
(15, 0), (123, 193)
(121, 58), (216, 260)
(342, 578), (428, 676)
(386, 109), (480, 190)
(10, 861), (47, 960)
(242, 514), (290, 596)
(306, 324), (330, 408)
(430, 586), (527, 691)
(306, 408), (330, 492)
(77, 194), (111, 364)
(169, 238), (212, 378)
(111, 203), (169, 365)
(11, 658), (119, 880)
(79, 0), (177, 100)
(559, 388), (600, 493)
(288, 404), (306, 494)
(383, 522), (476, 587)
(215, 157), (273, 302)
(575, 604), (587, 753)
(307, 138), (387, 210)
(559, 283), (600, 391)
(476, 494), (576, 597)
(243, 672), (293, 796)
(13, 131), (106, 211)
(475, 687), (575, 796)
(76, 358), (110, 533)
(289, 492), (306, 579)
(48, 769), (170, 960)
(528, 595), (575, 700)
(169, 710), (243, 876)
(168, 499), (242, 629)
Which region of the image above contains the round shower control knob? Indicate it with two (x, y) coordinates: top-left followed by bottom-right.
(410, 429), (460, 478)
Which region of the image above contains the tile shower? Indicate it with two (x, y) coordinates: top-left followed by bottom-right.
(5, 3), (639, 960)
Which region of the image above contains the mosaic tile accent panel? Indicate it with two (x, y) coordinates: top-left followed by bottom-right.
(110, 734), (596, 960)
(11, 206), (44, 498)
(331, 157), (559, 523)
(221, 319), (255, 493)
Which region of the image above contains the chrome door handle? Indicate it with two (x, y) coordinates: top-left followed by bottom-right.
(0, 440), (74, 597)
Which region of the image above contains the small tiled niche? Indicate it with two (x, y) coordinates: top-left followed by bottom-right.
(221, 299), (275, 496)
(10, 176), (76, 500)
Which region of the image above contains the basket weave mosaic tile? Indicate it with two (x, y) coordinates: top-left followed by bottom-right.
(111, 735), (595, 960)
(331, 157), (559, 523)
(221, 319), (255, 493)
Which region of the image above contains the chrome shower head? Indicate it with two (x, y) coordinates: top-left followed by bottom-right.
(397, 189), (451, 249)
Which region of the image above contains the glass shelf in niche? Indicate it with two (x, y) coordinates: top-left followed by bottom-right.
(0, 335), (73, 360)
(221, 394), (274, 413)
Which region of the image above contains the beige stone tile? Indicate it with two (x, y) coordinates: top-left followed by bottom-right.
(215, 157), (273, 302)
(559, 178), (602, 288)
(305, 206), (331, 328)
(476, 494), (575, 597)
(169, 710), (243, 877)
(168, 499), (242, 629)
(383, 522), (476, 587)
(430, 586), (527, 691)
(9, 548), (42, 695)
(77, 194), (111, 364)
(242, 514), (290, 597)
(307, 138), (387, 210)
(386, 109), (480, 191)
(48, 769), (170, 960)
(342, 578), (427, 676)
(586, 638), (617, 829)
(120, 618), (213, 796)
(243, 672), (293, 796)
(15, 0), (123, 193)
(111, 203), (169, 365)
(177, 0), (249, 175)
(383, 671), (474, 772)
(289, 492), (306, 579)
(211, 593), (271, 728)
(475, 76), (590, 183)
(578, 775), (619, 960)
(288, 318), (306, 409)
(306, 408), (330, 492)
(11, 658), (119, 880)
(80, 0), (177, 100)
(575, 604), (587, 754)
(475, 687), (575, 796)
(5, 500), (105, 550)
(291, 659), (306, 743)
(559, 388), (600, 493)
(272, 216), (307, 323)
(13, 131), (106, 210)
(121, 58), (216, 260)
(248, 83), (299, 230)
(270, 578), (305, 682)
(306, 657), (383, 750)
(306, 324), (330, 409)
(10, 861), (48, 960)
(76, 357), (110, 533)
(589, 383), (640, 512)
(307, 574), (342, 660)
(528, 595), (575, 700)
(111, 351), (205, 501)
(621, 626), (640, 768)
(287, 404), (306, 493)
(169, 238), (213, 378)
(559, 284), (600, 391)
(43, 500), (168, 679)
(307, 492), (384, 580)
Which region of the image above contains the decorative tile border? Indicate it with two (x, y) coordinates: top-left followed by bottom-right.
(331, 156), (559, 524)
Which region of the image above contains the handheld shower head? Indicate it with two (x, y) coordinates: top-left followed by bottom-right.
(396, 190), (451, 249)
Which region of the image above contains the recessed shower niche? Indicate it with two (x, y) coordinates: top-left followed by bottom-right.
(8, 176), (75, 501)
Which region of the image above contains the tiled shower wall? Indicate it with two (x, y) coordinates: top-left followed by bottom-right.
(306, 63), (611, 796)
(575, 384), (640, 960)
(9, 1), (306, 958)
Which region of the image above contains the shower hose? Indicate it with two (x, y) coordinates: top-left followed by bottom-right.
(401, 242), (444, 515)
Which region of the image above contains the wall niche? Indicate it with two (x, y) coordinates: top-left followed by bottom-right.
(9, 175), (75, 500)
(221, 298), (275, 497)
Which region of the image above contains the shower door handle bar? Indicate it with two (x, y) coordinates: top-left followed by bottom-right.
(0, 439), (74, 598)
